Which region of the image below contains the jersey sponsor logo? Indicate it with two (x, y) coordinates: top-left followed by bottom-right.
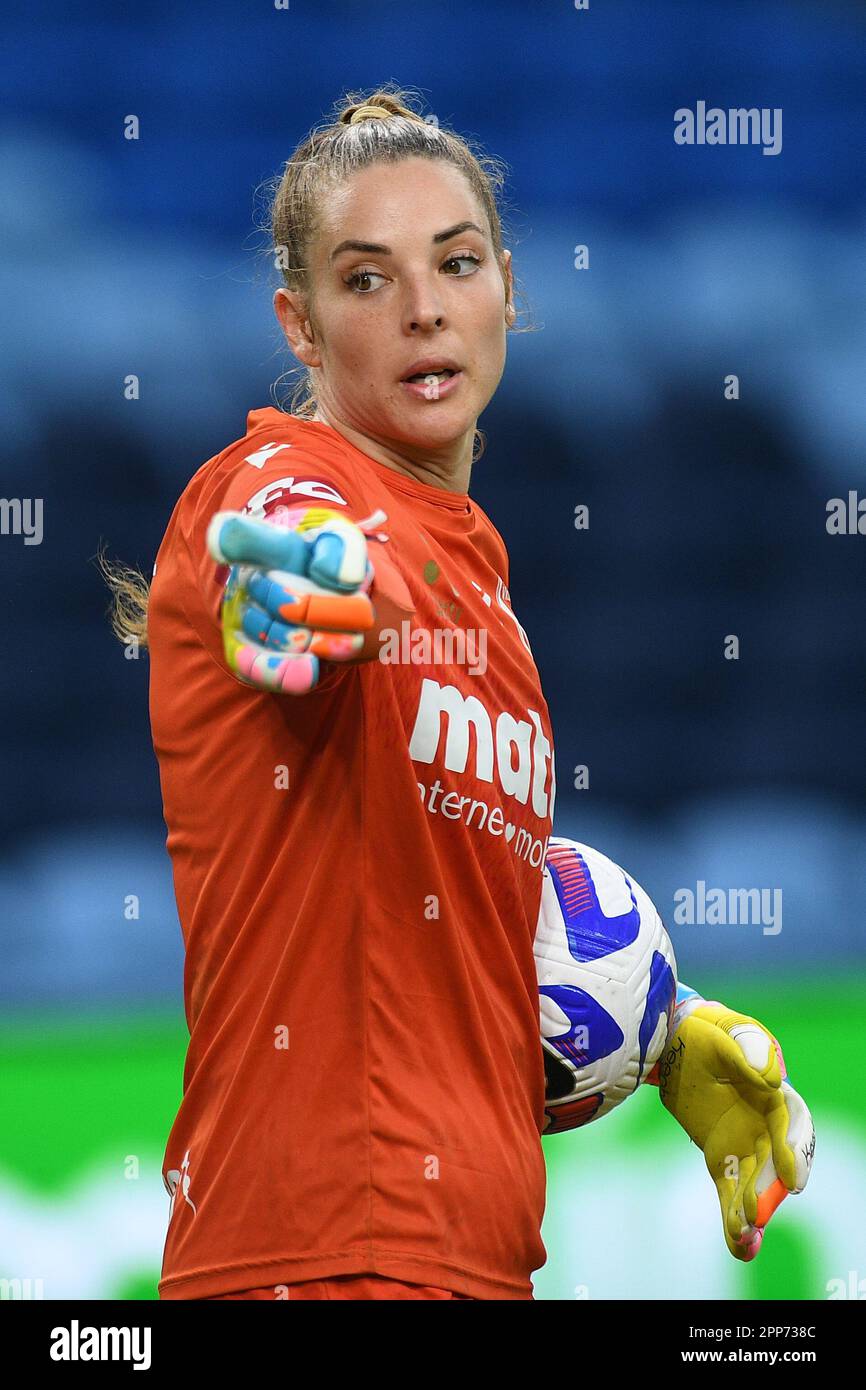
(244, 441), (292, 469)
(242, 475), (349, 519)
(164, 1149), (197, 1220)
(408, 677), (556, 868)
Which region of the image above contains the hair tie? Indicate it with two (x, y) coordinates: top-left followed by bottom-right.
(348, 104), (392, 125)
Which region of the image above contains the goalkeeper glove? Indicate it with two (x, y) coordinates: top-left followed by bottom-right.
(656, 995), (815, 1261)
(206, 504), (378, 694)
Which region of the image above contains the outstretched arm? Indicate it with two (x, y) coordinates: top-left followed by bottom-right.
(645, 980), (815, 1261)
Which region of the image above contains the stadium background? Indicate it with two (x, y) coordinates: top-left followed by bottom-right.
(2, 0), (865, 1300)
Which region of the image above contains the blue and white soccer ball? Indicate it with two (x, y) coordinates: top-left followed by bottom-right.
(536, 837), (678, 1134)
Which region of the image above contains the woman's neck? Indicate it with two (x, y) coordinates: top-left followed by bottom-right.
(311, 405), (474, 495)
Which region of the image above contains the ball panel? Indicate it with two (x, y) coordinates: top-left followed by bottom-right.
(546, 841), (641, 962)
(539, 984), (625, 1065)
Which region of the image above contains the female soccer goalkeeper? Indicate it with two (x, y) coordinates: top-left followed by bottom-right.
(107, 86), (813, 1301)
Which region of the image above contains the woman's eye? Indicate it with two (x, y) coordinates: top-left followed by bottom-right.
(345, 269), (387, 294)
(345, 253), (481, 293)
(442, 253), (482, 275)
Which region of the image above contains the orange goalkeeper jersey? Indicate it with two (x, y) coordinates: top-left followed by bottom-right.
(150, 408), (557, 1300)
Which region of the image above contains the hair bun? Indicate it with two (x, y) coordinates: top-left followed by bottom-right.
(340, 93), (419, 126)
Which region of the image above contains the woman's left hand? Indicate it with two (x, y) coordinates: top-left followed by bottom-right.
(656, 1000), (815, 1260)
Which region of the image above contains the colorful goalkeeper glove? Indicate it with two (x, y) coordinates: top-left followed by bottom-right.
(655, 991), (815, 1261)
(206, 504), (379, 694)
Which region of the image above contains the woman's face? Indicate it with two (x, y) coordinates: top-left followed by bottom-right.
(276, 156), (514, 457)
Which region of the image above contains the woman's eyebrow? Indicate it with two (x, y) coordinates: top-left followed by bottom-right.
(329, 221), (484, 262)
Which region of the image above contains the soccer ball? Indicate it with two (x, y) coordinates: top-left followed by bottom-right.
(536, 836), (678, 1134)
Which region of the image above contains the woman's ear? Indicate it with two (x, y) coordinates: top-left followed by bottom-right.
(274, 287), (321, 368)
(502, 249), (516, 327)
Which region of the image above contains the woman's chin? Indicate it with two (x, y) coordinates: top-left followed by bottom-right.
(388, 400), (477, 448)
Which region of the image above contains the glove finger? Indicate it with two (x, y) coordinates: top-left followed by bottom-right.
(764, 1098), (798, 1195)
(754, 1168), (791, 1231)
(767, 1081), (813, 1193)
(720, 1153), (763, 1261)
(241, 596), (367, 661)
(308, 629), (366, 660)
(207, 512), (310, 573)
(715, 1024), (781, 1096)
(308, 519), (369, 591)
(266, 579), (375, 634)
(728, 1150), (756, 1243)
(226, 634), (320, 694)
(750, 1084), (811, 1228)
(247, 569), (308, 620)
(730, 1021), (783, 1086)
(240, 603), (312, 653)
(712, 1172), (752, 1261)
(742, 1131), (771, 1228)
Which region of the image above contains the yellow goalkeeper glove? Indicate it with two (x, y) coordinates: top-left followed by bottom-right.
(655, 997), (815, 1260)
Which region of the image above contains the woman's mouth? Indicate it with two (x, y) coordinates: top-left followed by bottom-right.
(399, 369), (463, 400)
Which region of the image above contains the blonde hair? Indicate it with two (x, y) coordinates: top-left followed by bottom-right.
(104, 85), (529, 648)
(96, 543), (153, 648)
